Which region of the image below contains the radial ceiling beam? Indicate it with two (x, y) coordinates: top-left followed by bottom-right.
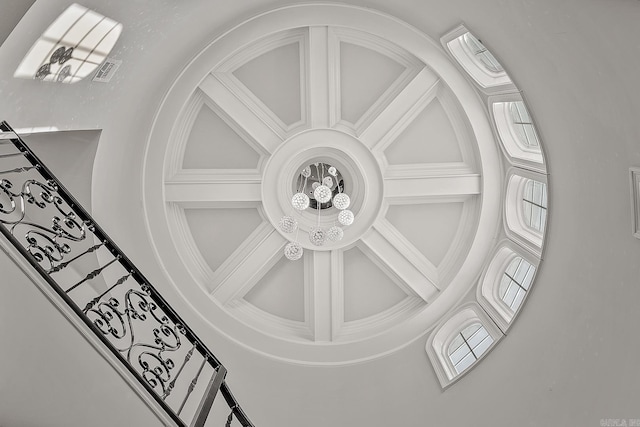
(305, 250), (341, 342)
(360, 221), (439, 303)
(360, 67), (440, 151)
(308, 26), (330, 128)
(165, 171), (261, 207)
(384, 168), (480, 203)
(199, 73), (284, 154)
(210, 225), (287, 305)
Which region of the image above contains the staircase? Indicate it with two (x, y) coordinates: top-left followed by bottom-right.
(0, 121), (254, 427)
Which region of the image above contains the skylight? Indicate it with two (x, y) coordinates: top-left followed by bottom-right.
(14, 3), (122, 83)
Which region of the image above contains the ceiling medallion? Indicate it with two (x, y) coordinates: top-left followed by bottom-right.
(281, 163), (353, 260)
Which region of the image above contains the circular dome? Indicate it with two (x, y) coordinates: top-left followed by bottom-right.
(143, 4), (507, 365)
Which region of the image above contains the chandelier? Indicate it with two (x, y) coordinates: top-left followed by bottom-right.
(279, 162), (354, 261)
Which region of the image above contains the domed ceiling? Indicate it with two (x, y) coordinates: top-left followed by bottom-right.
(144, 4), (503, 364)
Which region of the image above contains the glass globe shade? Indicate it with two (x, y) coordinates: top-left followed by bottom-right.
(314, 185), (332, 203)
(291, 192), (310, 210)
(338, 209), (354, 226)
(322, 176), (333, 188)
(284, 242), (303, 260)
(327, 226), (344, 242)
(333, 193), (350, 210)
(278, 215), (297, 233)
(309, 227), (326, 246)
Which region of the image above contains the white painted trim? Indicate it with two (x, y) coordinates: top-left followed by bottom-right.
(329, 26), (424, 135)
(489, 93), (547, 173)
(426, 302), (503, 388)
(630, 168), (640, 239)
(504, 168), (548, 256)
(476, 240), (540, 332)
(143, 4), (503, 365)
(441, 26), (514, 92)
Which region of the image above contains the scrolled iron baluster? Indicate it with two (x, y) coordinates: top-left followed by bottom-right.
(83, 272), (131, 313)
(162, 344), (195, 400)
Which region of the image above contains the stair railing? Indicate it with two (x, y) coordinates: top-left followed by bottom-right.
(0, 121), (254, 427)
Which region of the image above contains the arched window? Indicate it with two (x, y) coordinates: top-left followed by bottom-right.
(14, 3), (123, 83)
(499, 256), (534, 312)
(442, 26), (513, 90)
(492, 100), (544, 167)
(478, 244), (538, 330)
(448, 323), (493, 375)
(509, 101), (539, 149)
(522, 180), (547, 232)
(505, 172), (548, 253)
(461, 33), (504, 73)
(426, 303), (503, 387)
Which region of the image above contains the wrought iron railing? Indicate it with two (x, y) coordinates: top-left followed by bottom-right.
(0, 121), (254, 427)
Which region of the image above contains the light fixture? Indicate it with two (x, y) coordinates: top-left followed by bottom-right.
(280, 162), (355, 260)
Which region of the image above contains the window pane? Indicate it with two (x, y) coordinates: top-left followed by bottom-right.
(513, 259), (531, 284)
(461, 323), (481, 339)
(510, 288), (526, 311)
(449, 342), (471, 365)
(454, 352), (477, 374)
(462, 33), (504, 73)
(466, 326), (489, 349)
(502, 281), (518, 307)
(498, 273), (512, 299)
(473, 334), (494, 358)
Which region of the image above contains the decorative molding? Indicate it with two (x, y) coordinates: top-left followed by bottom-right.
(440, 25), (515, 93)
(328, 27), (424, 135)
(426, 302), (503, 388)
(227, 299), (313, 340)
(210, 222), (286, 304)
(165, 169), (262, 208)
(213, 29), (308, 135)
(489, 93), (546, 173)
(359, 68), (440, 153)
(143, 5), (504, 364)
(199, 73), (285, 154)
(504, 168), (547, 256)
(630, 168), (640, 239)
(359, 220), (440, 302)
(476, 240), (540, 332)
(335, 296), (425, 341)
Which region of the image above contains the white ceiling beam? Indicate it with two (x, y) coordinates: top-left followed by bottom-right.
(305, 250), (340, 342)
(359, 68), (440, 151)
(385, 168), (480, 203)
(308, 26), (330, 128)
(210, 225), (286, 305)
(199, 73), (283, 154)
(360, 222), (439, 303)
(165, 171), (261, 206)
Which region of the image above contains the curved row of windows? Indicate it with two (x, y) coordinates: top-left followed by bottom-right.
(428, 26), (549, 388)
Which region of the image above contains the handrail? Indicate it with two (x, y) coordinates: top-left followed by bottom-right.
(0, 121), (254, 427)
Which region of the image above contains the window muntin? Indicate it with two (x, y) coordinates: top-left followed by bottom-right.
(523, 180), (547, 232)
(14, 3), (123, 83)
(462, 33), (504, 74)
(448, 323), (493, 374)
(509, 101), (540, 149)
(499, 257), (534, 312)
